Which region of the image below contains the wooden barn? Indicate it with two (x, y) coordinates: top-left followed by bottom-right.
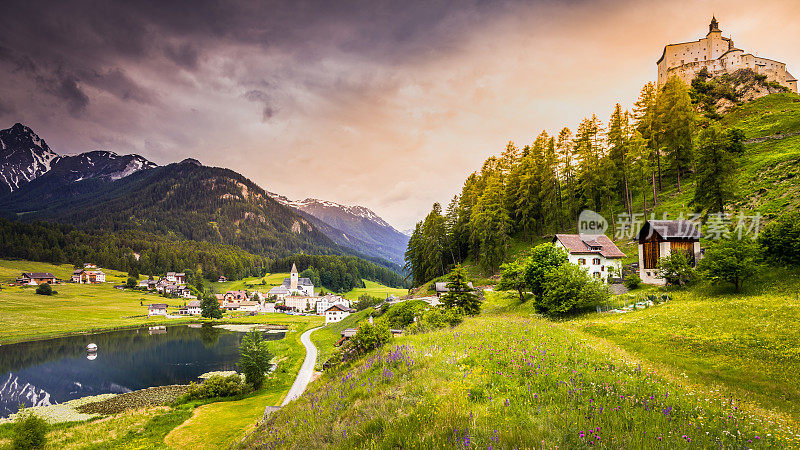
(637, 220), (703, 285)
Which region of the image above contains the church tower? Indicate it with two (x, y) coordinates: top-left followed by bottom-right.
(290, 263), (298, 291)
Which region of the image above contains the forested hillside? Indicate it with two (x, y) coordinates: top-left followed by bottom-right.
(270, 254), (408, 291)
(2, 160), (342, 259)
(0, 218), (266, 280)
(406, 71), (800, 285)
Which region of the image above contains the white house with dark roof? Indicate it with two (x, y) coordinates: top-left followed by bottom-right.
(282, 263), (314, 296)
(325, 304), (354, 324)
(637, 220), (703, 285)
(553, 234), (626, 282)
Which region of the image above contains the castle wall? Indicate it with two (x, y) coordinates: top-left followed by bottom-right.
(657, 23), (797, 93)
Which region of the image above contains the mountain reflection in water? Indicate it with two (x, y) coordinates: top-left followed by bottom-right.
(0, 324), (284, 416)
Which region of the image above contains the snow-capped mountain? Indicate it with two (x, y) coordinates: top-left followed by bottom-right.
(48, 150), (157, 183)
(269, 194), (409, 265)
(0, 123), (60, 194)
(0, 123), (157, 195)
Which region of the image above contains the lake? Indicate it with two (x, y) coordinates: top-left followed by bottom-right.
(0, 324), (285, 416)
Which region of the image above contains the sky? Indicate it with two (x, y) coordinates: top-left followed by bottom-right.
(1, 0), (798, 230)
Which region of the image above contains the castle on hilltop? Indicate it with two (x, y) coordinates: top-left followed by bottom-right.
(657, 17), (797, 93)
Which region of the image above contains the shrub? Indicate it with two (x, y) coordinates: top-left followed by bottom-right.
(356, 294), (383, 311)
(406, 307), (463, 334)
(12, 410), (48, 450)
(699, 237), (760, 292)
(382, 301), (427, 329)
(349, 322), (391, 355)
(35, 283), (53, 296)
(238, 330), (273, 389)
(126, 277), (138, 288)
(538, 264), (610, 316)
(523, 244), (568, 301)
(623, 273), (642, 289)
(758, 211), (800, 267)
(657, 251), (696, 286)
(186, 374), (247, 400)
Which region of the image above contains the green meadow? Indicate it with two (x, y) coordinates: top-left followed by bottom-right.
(0, 259), (191, 344)
(242, 289), (800, 448)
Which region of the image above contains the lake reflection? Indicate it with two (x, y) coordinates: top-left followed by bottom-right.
(0, 324), (284, 416)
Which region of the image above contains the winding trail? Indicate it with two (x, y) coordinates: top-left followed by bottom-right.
(280, 325), (322, 406)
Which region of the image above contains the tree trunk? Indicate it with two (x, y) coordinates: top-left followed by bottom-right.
(642, 173), (648, 213)
(656, 148), (663, 191)
(676, 171), (682, 193)
(652, 171), (658, 206)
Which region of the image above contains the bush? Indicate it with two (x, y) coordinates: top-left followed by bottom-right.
(356, 294), (383, 311)
(349, 322), (391, 355)
(406, 307), (463, 334)
(657, 251), (696, 286)
(35, 283), (54, 296)
(126, 277), (138, 288)
(538, 264), (610, 316)
(238, 330), (273, 389)
(523, 244), (568, 301)
(623, 273), (642, 289)
(12, 410), (48, 450)
(382, 301), (427, 329)
(186, 374), (247, 400)
(758, 211), (800, 267)
(699, 237), (760, 292)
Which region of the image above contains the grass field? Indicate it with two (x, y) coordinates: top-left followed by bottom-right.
(210, 272), (289, 292)
(0, 259), (194, 344)
(574, 269), (800, 425)
(341, 280), (408, 301)
(242, 290), (800, 448)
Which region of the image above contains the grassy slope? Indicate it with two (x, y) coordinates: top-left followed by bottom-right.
(0, 260), (192, 344)
(210, 272), (289, 292)
(340, 280), (408, 301)
(165, 316), (321, 449)
(574, 269), (800, 424)
(311, 308), (374, 370)
(241, 291), (799, 448)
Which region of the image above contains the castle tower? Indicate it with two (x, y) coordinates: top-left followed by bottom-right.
(708, 16), (720, 34)
(290, 263), (298, 290)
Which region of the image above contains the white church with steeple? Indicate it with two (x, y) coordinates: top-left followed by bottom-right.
(657, 16), (796, 92)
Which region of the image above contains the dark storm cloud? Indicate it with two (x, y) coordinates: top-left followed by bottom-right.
(243, 90), (277, 121)
(0, 0), (518, 113)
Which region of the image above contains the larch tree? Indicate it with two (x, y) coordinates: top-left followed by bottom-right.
(656, 76), (695, 192)
(692, 124), (738, 216)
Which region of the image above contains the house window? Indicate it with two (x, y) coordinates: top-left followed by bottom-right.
(593, 258), (601, 265)
(578, 258), (586, 265)
(601, 266), (605, 271)
(593, 272), (601, 278)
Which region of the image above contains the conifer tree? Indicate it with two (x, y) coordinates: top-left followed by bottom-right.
(656, 77), (695, 192)
(469, 174), (511, 272)
(692, 124), (737, 215)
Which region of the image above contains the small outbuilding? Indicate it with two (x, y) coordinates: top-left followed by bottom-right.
(637, 220), (703, 285)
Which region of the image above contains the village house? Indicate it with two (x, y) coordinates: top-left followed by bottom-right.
(325, 304), (354, 324)
(164, 272), (186, 284)
(637, 220), (703, 285)
(217, 275), (227, 282)
(553, 234), (626, 283)
(284, 295), (318, 312)
(262, 302), (276, 313)
(138, 277), (158, 290)
(186, 300), (202, 315)
(434, 281), (474, 297)
(71, 268), (106, 284)
(17, 272), (57, 285)
(238, 301), (260, 313)
(315, 295), (350, 314)
(148, 303), (168, 316)
(266, 284), (290, 300)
